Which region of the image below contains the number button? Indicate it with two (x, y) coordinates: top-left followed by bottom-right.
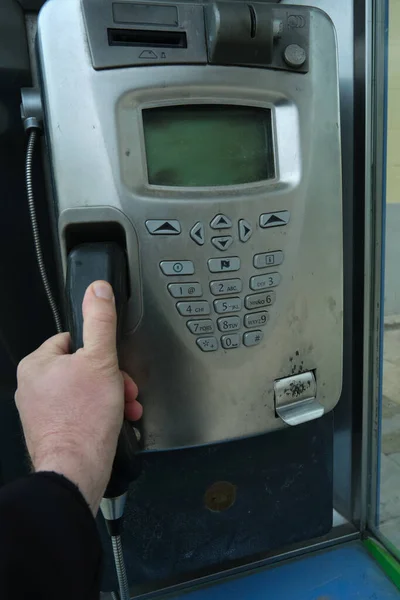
(210, 279), (242, 296)
(243, 330), (264, 347)
(168, 283), (202, 298)
(245, 292), (276, 310)
(187, 319), (214, 335)
(250, 273), (281, 291)
(197, 337), (218, 352)
(244, 311), (269, 328)
(221, 334), (240, 349)
(217, 316), (240, 332)
(214, 297), (242, 314)
(253, 251), (284, 269)
(176, 301), (210, 316)
(160, 260), (195, 275)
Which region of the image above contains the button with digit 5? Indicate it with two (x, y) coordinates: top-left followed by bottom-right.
(214, 297), (242, 313)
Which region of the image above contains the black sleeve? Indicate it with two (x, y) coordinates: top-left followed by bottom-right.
(0, 472), (102, 600)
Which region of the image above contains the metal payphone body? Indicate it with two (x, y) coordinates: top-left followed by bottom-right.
(37, 0), (342, 451)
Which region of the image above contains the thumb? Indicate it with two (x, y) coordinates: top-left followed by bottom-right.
(82, 281), (118, 365)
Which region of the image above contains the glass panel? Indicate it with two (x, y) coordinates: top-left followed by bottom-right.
(142, 105), (275, 186)
(378, 0), (400, 551)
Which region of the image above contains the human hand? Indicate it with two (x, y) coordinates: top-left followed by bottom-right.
(15, 281), (142, 515)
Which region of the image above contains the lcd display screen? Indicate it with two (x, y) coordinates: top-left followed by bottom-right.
(142, 105), (275, 187)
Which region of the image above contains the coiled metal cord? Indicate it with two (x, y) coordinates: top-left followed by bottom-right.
(111, 535), (130, 600)
(25, 130), (63, 334)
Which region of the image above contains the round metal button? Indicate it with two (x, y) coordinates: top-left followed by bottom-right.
(283, 44), (306, 68)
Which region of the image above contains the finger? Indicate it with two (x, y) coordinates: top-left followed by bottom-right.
(82, 281), (118, 364)
(34, 332), (71, 358)
(122, 371), (143, 421)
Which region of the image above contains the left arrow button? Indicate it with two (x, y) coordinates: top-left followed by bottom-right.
(190, 222), (205, 245)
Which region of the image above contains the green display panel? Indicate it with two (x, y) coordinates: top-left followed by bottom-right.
(142, 105), (275, 187)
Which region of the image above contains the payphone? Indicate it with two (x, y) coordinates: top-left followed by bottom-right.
(36, 0), (342, 452)
(29, 0), (343, 595)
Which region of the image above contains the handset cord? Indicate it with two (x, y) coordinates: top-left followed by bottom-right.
(111, 535), (130, 600)
(25, 129), (130, 600)
(25, 129), (63, 334)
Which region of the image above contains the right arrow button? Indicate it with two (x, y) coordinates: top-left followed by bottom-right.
(260, 210), (290, 228)
(238, 219), (253, 242)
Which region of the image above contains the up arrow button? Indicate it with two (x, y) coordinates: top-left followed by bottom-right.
(260, 211), (290, 228)
(210, 214), (232, 229)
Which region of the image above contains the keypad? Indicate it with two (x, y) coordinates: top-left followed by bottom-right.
(176, 301), (210, 316)
(243, 330), (264, 347)
(221, 333), (240, 349)
(250, 273), (281, 291)
(168, 283), (202, 298)
(210, 279), (242, 295)
(208, 257), (241, 273)
(214, 297), (242, 314)
(197, 337), (218, 352)
(244, 311), (269, 328)
(157, 212), (288, 351)
(160, 260), (195, 275)
(245, 292), (276, 310)
(217, 316), (241, 332)
(187, 319), (214, 334)
(253, 251), (284, 269)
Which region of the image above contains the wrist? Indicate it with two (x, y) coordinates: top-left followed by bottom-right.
(34, 446), (103, 515)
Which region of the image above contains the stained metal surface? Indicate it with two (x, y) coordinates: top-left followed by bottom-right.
(37, 0), (343, 451)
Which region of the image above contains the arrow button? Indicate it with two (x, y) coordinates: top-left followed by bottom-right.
(260, 211), (290, 228)
(190, 222), (205, 245)
(146, 219), (181, 235)
(212, 236), (233, 251)
(238, 219), (253, 242)
(210, 214), (232, 229)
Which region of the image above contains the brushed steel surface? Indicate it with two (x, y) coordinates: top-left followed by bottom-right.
(37, 0), (343, 450)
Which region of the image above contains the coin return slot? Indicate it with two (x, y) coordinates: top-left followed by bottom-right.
(107, 28), (187, 48)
